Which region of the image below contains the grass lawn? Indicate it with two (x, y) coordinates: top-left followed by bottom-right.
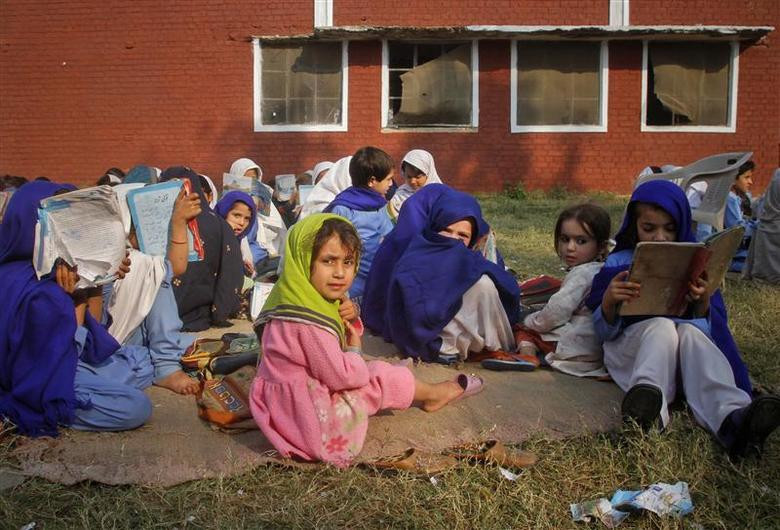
(1, 191), (779, 529)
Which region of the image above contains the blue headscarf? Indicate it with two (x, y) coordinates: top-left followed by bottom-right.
(383, 190), (520, 361)
(214, 190), (257, 240)
(324, 186), (387, 213)
(124, 165), (158, 185)
(362, 183), (451, 336)
(586, 180), (751, 394)
(0, 182), (119, 437)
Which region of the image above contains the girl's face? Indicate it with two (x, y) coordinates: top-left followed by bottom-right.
(635, 204), (677, 242)
(557, 218), (600, 267)
(226, 202), (252, 236)
(438, 218), (473, 246)
(733, 170), (753, 195)
(403, 165), (428, 191)
(310, 234), (357, 301)
(244, 168), (260, 179)
(368, 169), (395, 196)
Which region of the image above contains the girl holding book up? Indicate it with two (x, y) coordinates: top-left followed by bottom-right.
(586, 180), (779, 458)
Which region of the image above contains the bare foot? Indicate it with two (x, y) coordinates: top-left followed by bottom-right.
(155, 370), (200, 395)
(421, 380), (464, 412)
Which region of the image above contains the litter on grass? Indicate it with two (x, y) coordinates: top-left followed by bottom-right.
(571, 482), (693, 527)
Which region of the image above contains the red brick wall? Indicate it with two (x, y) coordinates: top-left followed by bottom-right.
(631, 0), (778, 26)
(1, 1), (778, 194)
(334, 0), (607, 26)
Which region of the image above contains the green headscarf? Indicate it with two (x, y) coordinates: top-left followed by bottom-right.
(255, 213), (356, 347)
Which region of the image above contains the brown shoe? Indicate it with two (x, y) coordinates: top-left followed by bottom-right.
(369, 448), (458, 475)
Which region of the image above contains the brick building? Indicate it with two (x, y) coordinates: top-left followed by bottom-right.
(1, 0), (778, 193)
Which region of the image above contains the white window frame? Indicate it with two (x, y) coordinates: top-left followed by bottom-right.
(510, 40), (609, 133)
(380, 39), (479, 132)
(253, 39), (349, 132)
(641, 40), (738, 133)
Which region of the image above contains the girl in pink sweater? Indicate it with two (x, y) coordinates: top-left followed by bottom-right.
(250, 214), (482, 467)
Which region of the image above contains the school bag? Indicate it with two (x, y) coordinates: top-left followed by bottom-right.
(196, 365), (258, 432)
(519, 274), (562, 306)
(180, 332), (260, 379)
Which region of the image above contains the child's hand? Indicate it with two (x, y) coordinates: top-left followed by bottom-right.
(172, 187), (202, 224)
(688, 271), (711, 315)
(339, 297), (358, 322)
(244, 259), (255, 277)
(116, 252), (132, 279)
(602, 270), (641, 323)
(55, 261), (80, 296)
(344, 319), (362, 350)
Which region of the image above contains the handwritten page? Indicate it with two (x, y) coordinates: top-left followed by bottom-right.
(298, 184), (314, 206)
(274, 174), (296, 201)
(223, 172), (253, 195)
(34, 186), (126, 287)
(126, 181), (183, 256)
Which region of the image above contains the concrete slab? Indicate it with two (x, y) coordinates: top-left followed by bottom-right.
(10, 318), (623, 487)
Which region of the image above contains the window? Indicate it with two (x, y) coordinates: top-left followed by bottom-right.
(642, 41), (738, 132)
(381, 40), (478, 129)
(254, 40), (347, 132)
(511, 41), (608, 133)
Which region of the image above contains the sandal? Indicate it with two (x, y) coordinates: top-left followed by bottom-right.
(451, 373), (484, 403)
(369, 448), (458, 475)
(448, 439), (537, 469)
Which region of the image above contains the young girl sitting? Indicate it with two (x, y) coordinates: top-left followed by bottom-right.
(387, 149), (443, 220)
(215, 190), (257, 277)
(383, 190), (520, 363)
(586, 180), (780, 458)
(513, 203), (611, 377)
(250, 214), (482, 467)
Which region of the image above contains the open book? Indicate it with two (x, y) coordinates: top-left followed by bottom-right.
(33, 185), (126, 287)
(619, 226), (745, 317)
(126, 180), (204, 261)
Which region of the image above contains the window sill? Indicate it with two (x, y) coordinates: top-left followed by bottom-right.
(381, 126), (478, 133)
(641, 124), (736, 133)
(511, 125), (607, 133)
(253, 124), (347, 132)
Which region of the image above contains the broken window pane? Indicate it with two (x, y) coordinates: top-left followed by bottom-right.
(646, 42), (731, 126)
(260, 41), (343, 126)
(516, 41), (602, 127)
(386, 41), (473, 127)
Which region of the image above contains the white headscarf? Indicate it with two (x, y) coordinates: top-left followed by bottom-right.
(389, 149), (443, 216)
(107, 183), (167, 344)
(229, 158), (263, 180)
(311, 161), (334, 184)
(298, 155), (352, 220)
(200, 174), (219, 209)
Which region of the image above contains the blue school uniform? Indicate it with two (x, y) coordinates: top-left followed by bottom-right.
(0, 181), (152, 436)
(123, 262), (195, 382)
(586, 180), (751, 395)
(325, 187), (393, 300)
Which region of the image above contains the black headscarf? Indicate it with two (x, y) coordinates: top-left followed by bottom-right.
(159, 167), (243, 331)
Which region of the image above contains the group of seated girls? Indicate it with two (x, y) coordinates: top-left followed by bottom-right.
(1, 150), (778, 470)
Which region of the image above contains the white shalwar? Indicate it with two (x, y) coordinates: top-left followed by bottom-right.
(599, 316), (751, 432)
(438, 275), (516, 361)
(524, 261), (606, 378)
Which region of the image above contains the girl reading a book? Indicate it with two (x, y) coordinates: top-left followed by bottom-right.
(382, 190), (519, 364)
(250, 214), (482, 467)
(513, 203), (611, 376)
(0, 181), (154, 436)
(586, 180), (780, 458)
(159, 167), (243, 331)
(106, 184), (202, 395)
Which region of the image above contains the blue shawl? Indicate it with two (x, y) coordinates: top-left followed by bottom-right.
(0, 181), (120, 437)
(214, 190), (257, 240)
(384, 190), (520, 361)
(585, 180), (752, 394)
(363, 183), (451, 336)
(324, 186), (387, 213)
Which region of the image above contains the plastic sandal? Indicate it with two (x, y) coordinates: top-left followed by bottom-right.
(451, 373), (484, 403)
